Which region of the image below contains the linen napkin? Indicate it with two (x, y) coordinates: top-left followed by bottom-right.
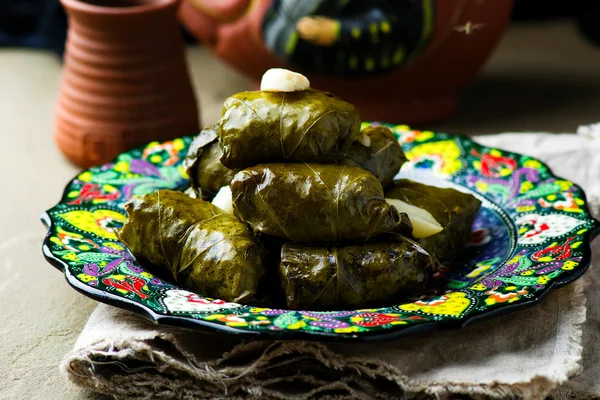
(61, 129), (600, 400)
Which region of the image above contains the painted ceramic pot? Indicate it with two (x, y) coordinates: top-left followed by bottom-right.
(55, 0), (199, 168)
(179, 0), (513, 124)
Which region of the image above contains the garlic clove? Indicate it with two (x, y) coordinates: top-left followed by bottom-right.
(212, 186), (234, 215)
(260, 68), (310, 93)
(385, 198), (443, 238)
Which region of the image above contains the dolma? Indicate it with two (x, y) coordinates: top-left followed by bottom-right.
(279, 237), (437, 310)
(219, 90), (361, 169)
(118, 189), (266, 302)
(385, 180), (482, 261)
(231, 163), (412, 243)
(333, 126), (407, 187)
(183, 125), (239, 200)
(185, 125), (404, 198)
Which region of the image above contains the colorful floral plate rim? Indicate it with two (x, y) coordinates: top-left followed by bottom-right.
(42, 124), (600, 341)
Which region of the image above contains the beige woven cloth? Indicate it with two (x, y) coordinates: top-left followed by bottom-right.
(61, 131), (600, 400)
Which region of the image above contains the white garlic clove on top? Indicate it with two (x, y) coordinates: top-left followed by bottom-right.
(260, 68), (310, 93)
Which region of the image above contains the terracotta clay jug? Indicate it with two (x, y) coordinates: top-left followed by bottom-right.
(56, 0), (199, 168)
(179, 0), (513, 124)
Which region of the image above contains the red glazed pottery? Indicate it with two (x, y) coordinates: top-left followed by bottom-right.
(179, 0), (513, 124)
(55, 0), (199, 168)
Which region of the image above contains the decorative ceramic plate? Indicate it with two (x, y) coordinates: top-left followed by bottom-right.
(42, 124), (599, 341)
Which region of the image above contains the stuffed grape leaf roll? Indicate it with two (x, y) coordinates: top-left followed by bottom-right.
(185, 125), (404, 198)
(333, 126), (407, 187)
(231, 163), (412, 243)
(279, 236), (437, 309)
(183, 125), (239, 200)
(218, 90), (361, 169)
(117, 190), (266, 303)
(385, 180), (482, 261)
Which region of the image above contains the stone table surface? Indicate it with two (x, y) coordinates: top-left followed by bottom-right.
(1, 20), (599, 400)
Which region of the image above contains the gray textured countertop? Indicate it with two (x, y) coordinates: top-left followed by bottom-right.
(1, 20), (599, 400)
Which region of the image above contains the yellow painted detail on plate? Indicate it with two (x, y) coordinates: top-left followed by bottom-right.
(499, 168), (512, 177)
(416, 131), (435, 142)
(392, 47), (404, 64)
(114, 161), (130, 173)
(334, 326), (360, 333)
(62, 253), (79, 261)
(78, 171), (93, 182)
(204, 314), (224, 321)
(173, 138), (185, 151)
(287, 320), (306, 330)
(470, 283), (487, 291)
(555, 180), (573, 191)
(466, 262), (494, 278)
(562, 260), (578, 270)
(523, 159), (542, 169)
(226, 321), (248, 327)
(250, 307), (269, 313)
(57, 209), (126, 239)
(520, 181), (534, 194)
(77, 273), (97, 283)
(516, 205), (536, 212)
(103, 242), (124, 250)
(406, 140), (463, 176)
(399, 292), (471, 317)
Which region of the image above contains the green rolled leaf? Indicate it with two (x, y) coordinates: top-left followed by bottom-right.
(219, 90), (361, 169)
(333, 126), (407, 187)
(118, 190), (266, 303)
(231, 163), (412, 243)
(279, 236), (437, 310)
(385, 180), (482, 261)
(183, 125), (239, 200)
(185, 124), (405, 197)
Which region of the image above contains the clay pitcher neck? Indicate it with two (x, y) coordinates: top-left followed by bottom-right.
(60, 0), (181, 32)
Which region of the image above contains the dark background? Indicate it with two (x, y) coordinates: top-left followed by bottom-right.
(1, 0), (599, 57)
